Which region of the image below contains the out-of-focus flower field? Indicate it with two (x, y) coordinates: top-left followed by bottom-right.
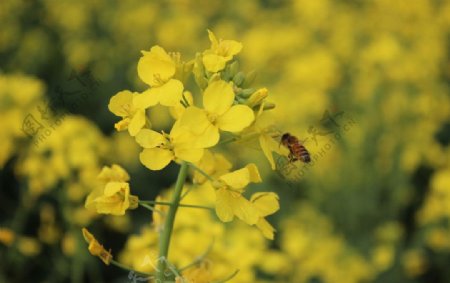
(1, 0), (450, 282)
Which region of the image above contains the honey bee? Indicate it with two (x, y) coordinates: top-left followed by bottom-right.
(280, 133), (311, 163)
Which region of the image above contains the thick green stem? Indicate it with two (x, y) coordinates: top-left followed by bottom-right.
(157, 161), (189, 282)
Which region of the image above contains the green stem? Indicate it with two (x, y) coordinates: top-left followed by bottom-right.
(139, 202), (162, 213)
(140, 200), (213, 211)
(157, 161), (189, 282)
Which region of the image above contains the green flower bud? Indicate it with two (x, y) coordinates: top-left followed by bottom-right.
(233, 72), (245, 86)
(240, 88), (256, 98)
(193, 53), (208, 89)
(242, 70), (257, 88)
(246, 88), (268, 107)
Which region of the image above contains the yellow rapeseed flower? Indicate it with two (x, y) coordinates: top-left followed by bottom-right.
(135, 45), (184, 107)
(82, 228), (113, 265)
(245, 109), (286, 170)
(180, 80), (254, 147)
(203, 30), (242, 73)
(85, 165), (138, 215)
(250, 192), (280, 240)
(135, 121), (205, 170)
(214, 164), (262, 225)
(108, 90), (146, 136)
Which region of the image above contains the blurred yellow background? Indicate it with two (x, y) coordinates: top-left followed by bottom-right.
(1, 0), (449, 282)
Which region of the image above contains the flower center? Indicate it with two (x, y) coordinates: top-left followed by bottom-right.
(207, 112), (218, 124)
(152, 74), (167, 87)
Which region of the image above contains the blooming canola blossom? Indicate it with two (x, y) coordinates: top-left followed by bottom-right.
(108, 90), (146, 136)
(203, 30), (243, 73)
(135, 121), (206, 170)
(135, 45), (184, 108)
(180, 80), (255, 147)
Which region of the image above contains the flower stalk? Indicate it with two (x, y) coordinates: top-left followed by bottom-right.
(157, 161), (189, 281)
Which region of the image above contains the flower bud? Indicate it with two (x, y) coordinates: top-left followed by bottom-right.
(242, 70), (257, 88)
(246, 88), (268, 107)
(233, 72), (245, 86)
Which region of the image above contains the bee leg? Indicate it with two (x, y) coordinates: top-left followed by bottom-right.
(288, 153), (294, 163)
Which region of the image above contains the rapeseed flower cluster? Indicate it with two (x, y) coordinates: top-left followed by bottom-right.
(83, 30), (282, 281)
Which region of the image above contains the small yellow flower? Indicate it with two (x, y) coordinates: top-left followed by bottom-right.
(108, 90), (146, 136)
(180, 80), (254, 147)
(250, 192), (280, 240)
(85, 165), (138, 215)
(214, 164), (262, 225)
(135, 45), (184, 108)
(245, 109), (286, 170)
(136, 121), (205, 170)
(82, 228), (113, 265)
(203, 30), (243, 73)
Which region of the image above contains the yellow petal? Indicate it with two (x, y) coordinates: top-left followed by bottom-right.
(82, 228), (94, 243)
(259, 134), (276, 170)
(250, 192), (279, 216)
(203, 53), (227, 73)
(139, 148), (173, 170)
(137, 45), (175, 87)
(215, 188), (235, 222)
(245, 163), (262, 183)
(114, 118), (130, 132)
(172, 119), (219, 148)
(207, 29), (219, 49)
(108, 90), (133, 117)
(127, 109), (145, 136)
(174, 147), (204, 163)
(158, 79), (184, 107)
(219, 39), (243, 58)
(219, 167), (251, 190)
(192, 123), (220, 148)
(97, 164), (129, 182)
(135, 129), (165, 148)
(256, 218), (276, 240)
(104, 182), (128, 196)
(232, 193), (259, 225)
(217, 105), (254, 132)
(85, 188), (103, 211)
(92, 194), (127, 216)
(178, 107), (220, 148)
(133, 88), (159, 109)
(179, 106), (211, 135)
(203, 80), (234, 116)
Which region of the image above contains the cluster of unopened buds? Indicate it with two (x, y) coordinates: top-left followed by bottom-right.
(82, 30), (287, 282)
